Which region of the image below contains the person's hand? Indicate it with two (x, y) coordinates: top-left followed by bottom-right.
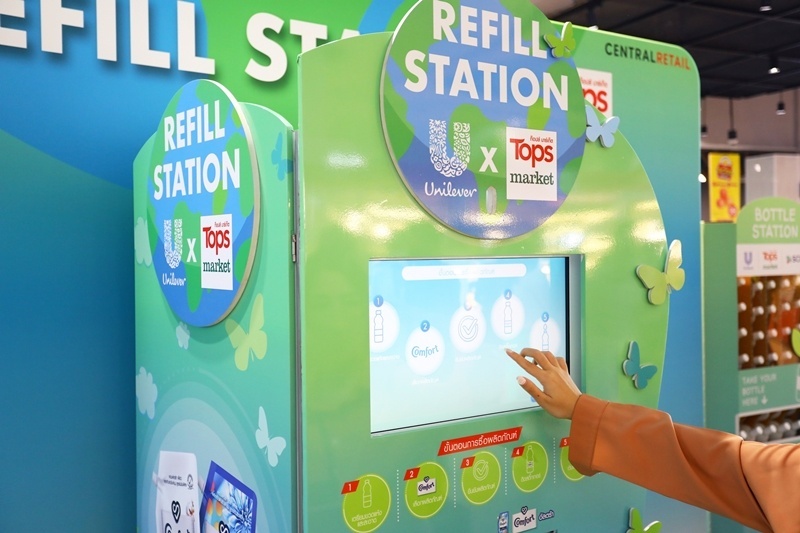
(506, 347), (581, 419)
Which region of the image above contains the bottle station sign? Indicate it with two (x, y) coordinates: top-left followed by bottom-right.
(736, 197), (800, 277)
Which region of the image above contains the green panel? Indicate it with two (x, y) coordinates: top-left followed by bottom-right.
(702, 222), (739, 432)
(297, 33), (677, 532)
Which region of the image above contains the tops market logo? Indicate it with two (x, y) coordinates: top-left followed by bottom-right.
(506, 127), (557, 202)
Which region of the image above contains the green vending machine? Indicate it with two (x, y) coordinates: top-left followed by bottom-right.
(704, 197), (800, 533)
(135, 1), (704, 531)
(133, 80), (296, 532)
(296, 1), (702, 531)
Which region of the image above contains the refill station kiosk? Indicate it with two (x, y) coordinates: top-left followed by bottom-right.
(134, 1), (703, 531)
(133, 81), (296, 532)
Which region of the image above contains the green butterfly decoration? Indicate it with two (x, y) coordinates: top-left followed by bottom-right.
(225, 293), (268, 371)
(627, 507), (662, 533)
(636, 240), (686, 305)
(790, 328), (800, 358)
(544, 21), (576, 59)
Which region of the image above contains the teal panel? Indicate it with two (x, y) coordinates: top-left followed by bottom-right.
(1, 130), (136, 531)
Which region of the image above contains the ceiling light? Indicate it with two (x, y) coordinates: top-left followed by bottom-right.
(768, 54), (780, 74)
(760, 0), (772, 12)
(698, 173), (707, 183)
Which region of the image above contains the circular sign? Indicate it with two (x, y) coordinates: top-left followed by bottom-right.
(146, 80), (260, 327)
(405, 324), (445, 375)
(405, 462), (448, 518)
(342, 474), (391, 532)
(559, 444), (583, 481)
(511, 441), (548, 492)
(381, 0), (586, 239)
(461, 451), (501, 504)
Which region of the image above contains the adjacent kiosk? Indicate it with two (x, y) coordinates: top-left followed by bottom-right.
(133, 82), (297, 532)
(703, 197), (800, 533)
(134, 1), (703, 531)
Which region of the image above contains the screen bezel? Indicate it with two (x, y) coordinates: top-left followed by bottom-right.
(367, 254), (583, 435)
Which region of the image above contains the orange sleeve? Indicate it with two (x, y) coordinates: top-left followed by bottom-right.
(567, 394), (800, 533)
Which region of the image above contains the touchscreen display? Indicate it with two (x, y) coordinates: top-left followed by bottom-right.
(368, 256), (569, 434)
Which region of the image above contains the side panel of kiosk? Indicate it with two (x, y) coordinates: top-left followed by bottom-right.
(568, 20), (704, 530)
(296, 2), (701, 530)
(133, 82), (296, 533)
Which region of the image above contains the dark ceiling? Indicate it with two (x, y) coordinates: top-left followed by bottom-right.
(546, 0), (800, 99)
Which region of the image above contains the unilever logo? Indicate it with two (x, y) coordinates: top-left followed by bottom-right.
(381, 0), (586, 239)
(430, 119), (469, 177)
(147, 80), (261, 327)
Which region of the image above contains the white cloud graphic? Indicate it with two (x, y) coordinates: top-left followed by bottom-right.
(176, 322), (189, 349)
(134, 217), (152, 266)
(135, 367), (157, 419)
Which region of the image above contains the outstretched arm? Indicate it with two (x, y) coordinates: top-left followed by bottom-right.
(569, 395), (774, 532)
(506, 347), (800, 533)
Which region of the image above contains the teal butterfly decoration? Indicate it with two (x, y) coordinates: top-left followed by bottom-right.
(627, 507), (662, 533)
(636, 240), (686, 305)
(623, 341), (657, 390)
(585, 105), (620, 148)
(544, 21), (576, 59)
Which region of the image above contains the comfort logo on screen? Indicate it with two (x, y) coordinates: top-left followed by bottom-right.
(201, 214), (233, 290)
(506, 127), (557, 202)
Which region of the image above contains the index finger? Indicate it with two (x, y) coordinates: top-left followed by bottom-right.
(519, 347), (557, 369)
(505, 348), (545, 380)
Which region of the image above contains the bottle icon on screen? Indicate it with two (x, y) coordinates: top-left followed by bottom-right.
(504, 301), (512, 334)
(541, 323), (549, 351)
(362, 479), (373, 508)
(525, 445), (535, 473)
(373, 310), (384, 344)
